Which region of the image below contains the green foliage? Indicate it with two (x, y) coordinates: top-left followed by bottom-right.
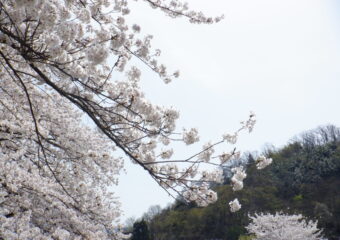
(238, 235), (255, 240)
(293, 194), (303, 201)
(134, 126), (340, 240)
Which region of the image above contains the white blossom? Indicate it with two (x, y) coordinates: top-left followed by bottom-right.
(232, 179), (243, 191)
(0, 0), (266, 238)
(132, 24), (141, 33)
(52, 228), (71, 240)
(198, 142), (214, 162)
(231, 166), (247, 181)
(246, 212), (325, 240)
(160, 149), (174, 159)
(219, 152), (232, 163)
(183, 128), (200, 145)
(201, 169), (224, 183)
(256, 156), (273, 169)
(183, 185), (218, 207)
(231, 166), (247, 191)
(229, 198), (241, 212)
(173, 70), (180, 78)
(241, 111), (257, 133)
(223, 133), (238, 144)
(87, 44), (109, 64)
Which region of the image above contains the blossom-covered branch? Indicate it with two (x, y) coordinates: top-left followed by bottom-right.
(0, 0), (271, 239)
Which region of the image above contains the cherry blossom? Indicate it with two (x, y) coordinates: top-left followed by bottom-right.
(0, 0), (271, 238)
(256, 156), (273, 170)
(246, 212), (325, 240)
(229, 198), (242, 212)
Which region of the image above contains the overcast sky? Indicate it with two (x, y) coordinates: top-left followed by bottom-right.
(114, 0), (340, 222)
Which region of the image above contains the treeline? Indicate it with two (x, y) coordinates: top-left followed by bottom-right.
(130, 125), (340, 240)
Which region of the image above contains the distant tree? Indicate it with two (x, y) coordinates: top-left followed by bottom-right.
(125, 217), (137, 233)
(295, 125), (340, 150)
(246, 212), (325, 240)
(143, 205), (162, 222)
(131, 220), (150, 240)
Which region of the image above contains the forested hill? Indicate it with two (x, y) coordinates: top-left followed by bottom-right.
(131, 125), (340, 240)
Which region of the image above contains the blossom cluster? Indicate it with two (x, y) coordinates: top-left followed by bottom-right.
(231, 166), (247, 191)
(256, 156), (273, 169)
(229, 198), (241, 212)
(246, 212), (325, 240)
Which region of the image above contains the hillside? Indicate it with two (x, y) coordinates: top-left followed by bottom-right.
(131, 125), (340, 240)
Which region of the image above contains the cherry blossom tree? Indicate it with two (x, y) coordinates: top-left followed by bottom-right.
(0, 0), (271, 239)
(246, 212), (325, 240)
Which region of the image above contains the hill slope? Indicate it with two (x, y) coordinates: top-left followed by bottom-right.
(136, 126), (340, 240)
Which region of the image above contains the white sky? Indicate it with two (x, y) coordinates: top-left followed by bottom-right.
(114, 0), (340, 222)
